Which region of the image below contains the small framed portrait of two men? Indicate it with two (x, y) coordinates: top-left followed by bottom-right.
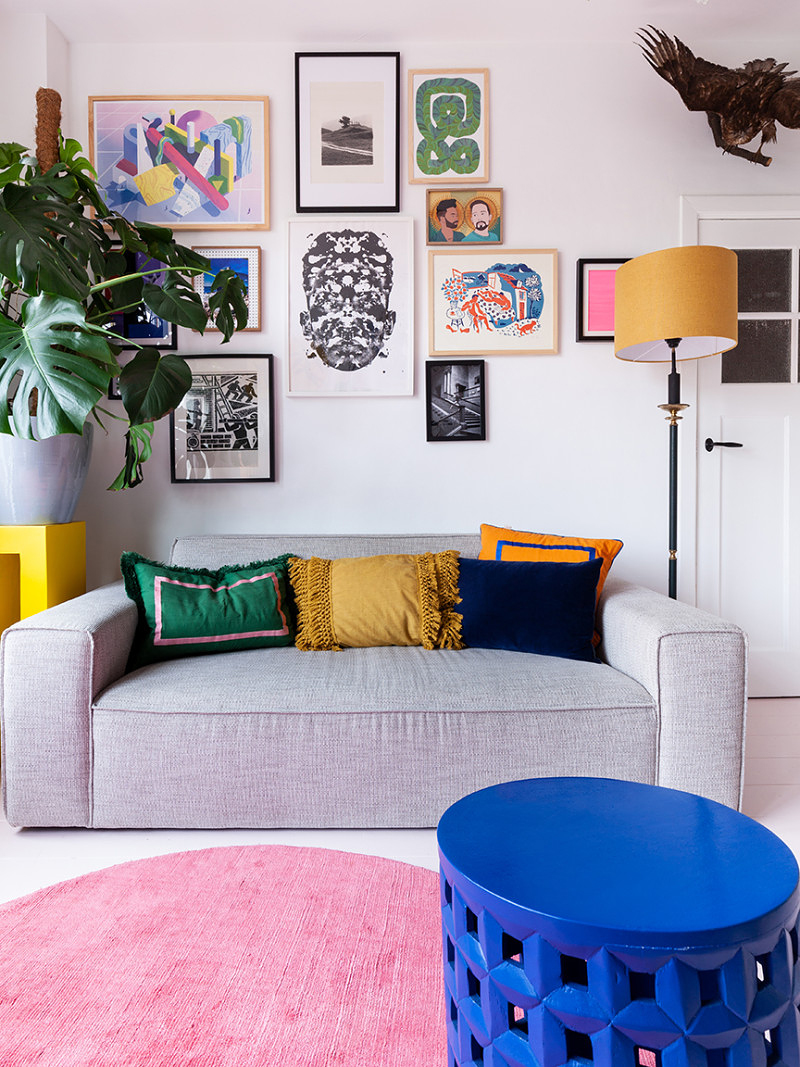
(426, 188), (502, 246)
(287, 217), (414, 396)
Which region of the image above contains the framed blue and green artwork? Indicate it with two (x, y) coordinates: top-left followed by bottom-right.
(428, 248), (558, 356)
(192, 246), (261, 331)
(409, 69), (489, 185)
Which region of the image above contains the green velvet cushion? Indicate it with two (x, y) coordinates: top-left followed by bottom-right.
(121, 552), (295, 669)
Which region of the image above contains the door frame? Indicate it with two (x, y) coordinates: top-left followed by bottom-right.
(679, 194), (800, 605)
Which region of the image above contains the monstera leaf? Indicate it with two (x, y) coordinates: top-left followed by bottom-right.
(142, 274), (207, 332)
(118, 349), (192, 426)
(0, 293), (118, 438)
(0, 183), (96, 301)
(206, 267), (249, 340)
(108, 423), (155, 491)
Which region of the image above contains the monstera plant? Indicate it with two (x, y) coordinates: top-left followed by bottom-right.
(0, 90), (247, 490)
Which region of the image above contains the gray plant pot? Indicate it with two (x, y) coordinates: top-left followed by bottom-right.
(0, 421), (94, 525)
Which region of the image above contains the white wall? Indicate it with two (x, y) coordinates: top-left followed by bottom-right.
(0, 14), (68, 143)
(10, 17), (800, 592)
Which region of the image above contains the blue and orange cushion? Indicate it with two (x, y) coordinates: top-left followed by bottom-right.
(479, 523), (623, 605)
(477, 523), (623, 648)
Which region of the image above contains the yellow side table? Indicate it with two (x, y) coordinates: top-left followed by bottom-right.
(0, 523), (86, 631)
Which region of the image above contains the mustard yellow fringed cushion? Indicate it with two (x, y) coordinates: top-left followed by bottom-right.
(288, 551), (464, 651)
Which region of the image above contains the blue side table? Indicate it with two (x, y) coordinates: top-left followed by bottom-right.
(437, 777), (800, 1067)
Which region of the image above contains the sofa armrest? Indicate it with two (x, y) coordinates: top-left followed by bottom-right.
(1, 582), (137, 827)
(597, 577), (747, 810)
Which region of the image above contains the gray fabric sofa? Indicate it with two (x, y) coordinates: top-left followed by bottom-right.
(0, 533), (748, 829)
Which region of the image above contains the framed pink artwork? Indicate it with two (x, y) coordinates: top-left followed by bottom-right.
(576, 258), (629, 342)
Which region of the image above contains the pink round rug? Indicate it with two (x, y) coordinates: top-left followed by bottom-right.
(0, 845), (445, 1066)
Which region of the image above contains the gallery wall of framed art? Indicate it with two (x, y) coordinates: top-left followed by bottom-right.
(81, 50), (569, 498)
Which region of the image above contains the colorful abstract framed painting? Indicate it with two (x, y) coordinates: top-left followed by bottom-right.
(192, 246), (261, 331)
(89, 96), (270, 229)
(287, 217), (414, 396)
(295, 52), (400, 212)
(409, 69), (489, 185)
(428, 248), (558, 356)
(576, 258), (629, 342)
(170, 355), (274, 483)
(426, 188), (502, 246)
(426, 360), (486, 441)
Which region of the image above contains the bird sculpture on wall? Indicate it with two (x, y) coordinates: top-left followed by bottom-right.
(638, 26), (800, 166)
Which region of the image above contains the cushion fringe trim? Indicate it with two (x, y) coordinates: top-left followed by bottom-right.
(288, 556), (342, 651)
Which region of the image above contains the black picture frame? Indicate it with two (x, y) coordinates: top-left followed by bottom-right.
(107, 249), (178, 351)
(170, 354), (275, 483)
(295, 51), (400, 213)
(576, 258), (629, 342)
(426, 360), (486, 441)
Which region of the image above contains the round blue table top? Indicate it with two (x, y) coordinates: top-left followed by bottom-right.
(437, 777), (800, 949)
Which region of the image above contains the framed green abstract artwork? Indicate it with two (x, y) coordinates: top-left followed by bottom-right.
(409, 69), (489, 185)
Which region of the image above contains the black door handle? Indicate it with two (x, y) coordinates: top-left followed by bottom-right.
(704, 438), (743, 451)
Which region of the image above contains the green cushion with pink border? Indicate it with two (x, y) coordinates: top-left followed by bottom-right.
(121, 552), (295, 669)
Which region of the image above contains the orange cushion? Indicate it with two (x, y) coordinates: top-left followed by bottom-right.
(478, 524), (623, 605)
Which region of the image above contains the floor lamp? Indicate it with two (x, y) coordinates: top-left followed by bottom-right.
(613, 245), (738, 599)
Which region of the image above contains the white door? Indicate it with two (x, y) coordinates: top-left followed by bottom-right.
(684, 198), (800, 697)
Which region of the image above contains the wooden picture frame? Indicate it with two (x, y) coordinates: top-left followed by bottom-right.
(288, 217), (414, 396)
(576, 258), (629, 342)
(192, 246), (261, 331)
(426, 188), (502, 246)
(89, 95), (270, 229)
(295, 52), (400, 212)
(426, 360), (486, 441)
(409, 69), (489, 185)
(170, 354), (274, 482)
(428, 248), (558, 356)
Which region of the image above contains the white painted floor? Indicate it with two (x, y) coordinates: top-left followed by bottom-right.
(1, 696), (798, 906)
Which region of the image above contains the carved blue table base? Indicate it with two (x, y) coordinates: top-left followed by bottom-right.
(437, 778), (800, 1067)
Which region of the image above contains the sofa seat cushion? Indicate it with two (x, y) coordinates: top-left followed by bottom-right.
(89, 646), (658, 829)
(96, 645), (654, 716)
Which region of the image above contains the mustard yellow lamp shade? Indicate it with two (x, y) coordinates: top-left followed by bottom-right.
(614, 245), (738, 362)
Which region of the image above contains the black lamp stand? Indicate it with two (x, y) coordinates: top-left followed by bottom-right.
(657, 339), (687, 600)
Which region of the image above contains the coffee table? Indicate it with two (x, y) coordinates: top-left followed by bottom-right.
(437, 777), (800, 1067)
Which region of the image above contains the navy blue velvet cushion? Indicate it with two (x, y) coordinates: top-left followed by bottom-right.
(457, 556), (604, 661)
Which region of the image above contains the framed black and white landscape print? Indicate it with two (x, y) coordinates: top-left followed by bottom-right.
(295, 52), (400, 212)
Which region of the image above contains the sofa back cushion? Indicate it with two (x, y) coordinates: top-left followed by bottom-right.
(169, 534), (482, 570)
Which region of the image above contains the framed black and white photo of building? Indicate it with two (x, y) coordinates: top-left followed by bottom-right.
(287, 217), (413, 396)
(426, 360), (486, 441)
(170, 354), (274, 482)
(295, 52), (400, 212)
